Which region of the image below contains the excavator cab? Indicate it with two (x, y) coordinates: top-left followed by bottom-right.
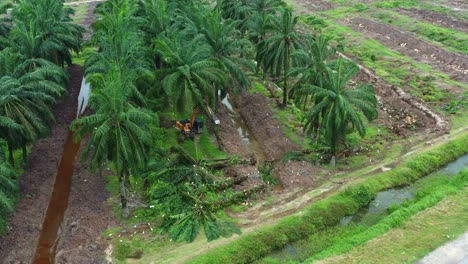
(175, 108), (204, 137)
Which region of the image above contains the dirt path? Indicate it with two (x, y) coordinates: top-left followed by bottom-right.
(235, 93), (300, 162)
(55, 156), (117, 263)
(0, 66), (81, 263)
(0, 65), (116, 263)
(397, 8), (468, 34)
(340, 17), (467, 82)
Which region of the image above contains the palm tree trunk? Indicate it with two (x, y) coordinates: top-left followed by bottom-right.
(7, 142), (15, 168)
(283, 45), (289, 107)
(119, 171), (130, 218)
(22, 144), (28, 166)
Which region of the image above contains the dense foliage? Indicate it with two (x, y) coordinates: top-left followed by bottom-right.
(76, 0), (377, 242)
(0, 0), (379, 241)
(0, 0), (83, 233)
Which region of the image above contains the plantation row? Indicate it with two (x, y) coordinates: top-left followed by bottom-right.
(1, 0), (380, 243)
(0, 0), (84, 233)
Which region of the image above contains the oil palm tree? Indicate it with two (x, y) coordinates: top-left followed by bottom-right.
(0, 49), (67, 166)
(257, 8), (303, 107)
(200, 13), (253, 93)
(0, 2), (12, 40)
(303, 58), (378, 166)
(86, 0), (152, 105)
(215, 0), (252, 33)
(72, 68), (157, 217)
(289, 35), (337, 105)
(0, 147), (17, 232)
(154, 33), (227, 112)
(6, 0), (84, 66)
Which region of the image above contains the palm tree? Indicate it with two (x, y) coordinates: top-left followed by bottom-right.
(72, 68), (157, 217)
(154, 33), (227, 112)
(289, 35), (337, 105)
(136, 0), (173, 47)
(199, 12), (253, 93)
(257, 8), (303, 107)
(86, 0), (152, 105)
(303, 58), (378, 166)
(5, 0), (84, 66)
(0, 49), (67, 166)
(0, 146), (17, 232)
(215, 0), (252, 33)
(144, 147), (240, 242)
(0, 2), (12, 40)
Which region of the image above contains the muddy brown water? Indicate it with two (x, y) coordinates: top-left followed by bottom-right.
(32, 131), (82, 264)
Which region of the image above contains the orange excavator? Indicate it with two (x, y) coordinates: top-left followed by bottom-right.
(175, 108), (204, 137)
(175, 105), (220, 138)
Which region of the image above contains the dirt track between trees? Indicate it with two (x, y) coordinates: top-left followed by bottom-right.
(0, 66), (115, 264)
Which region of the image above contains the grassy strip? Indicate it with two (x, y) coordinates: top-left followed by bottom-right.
(316, 17), (467, 89)
(314, 189), (468, 263)
(304, 170), (468, 262)
(371, 10), (468, 54)
(187, 134), (468, 264)
(258, 169), (468, 263)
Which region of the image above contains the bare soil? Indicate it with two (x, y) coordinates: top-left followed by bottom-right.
(0, 66), (114, 264)
(397, 8), (468, 34)
(0, 66), (82, 263)
(340, 17), (468, 82)
(235, 93), (301, 162)
(55, 163), (116, 264)
(298, 0), (335, 12)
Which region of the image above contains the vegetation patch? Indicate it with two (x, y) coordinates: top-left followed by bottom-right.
(188, 134), (468, 263)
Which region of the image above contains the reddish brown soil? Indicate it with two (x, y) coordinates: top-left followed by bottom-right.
(0, 66), (82, 263)
(272, 160), (320, 189)
(299, 0), (335, 12)
(353, 70), (437, 135)
(55, 163), (116, 264)
(235, 93), (301, 162)
(397, 8), (468, 34)
(341, 17), (467, 82)
(0, 66), (115, 263)
(216, 102), (265, 192)
(217, 102), (252, 158)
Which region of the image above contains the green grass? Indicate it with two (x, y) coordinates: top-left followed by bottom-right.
(187, 133), (468, 264)
(371, 10), (468, 54)
(300, 170), (468, 263)
(70, 2), (88, 24)
(259, 169), (468, 263)
(311, 186), (468, 264)
(312, 17), (467, 105)
(72, 46), (95, 66)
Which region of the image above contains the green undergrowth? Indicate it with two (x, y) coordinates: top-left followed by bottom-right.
(0, 146), (31, 234)
(372, 10), (468, 54)
(187, 133), (468, 264)
(314, 186), (468, 263)
(259, 169), (468, 263)
(70, 2), (88, 24)
(72, 46), (96, 66)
